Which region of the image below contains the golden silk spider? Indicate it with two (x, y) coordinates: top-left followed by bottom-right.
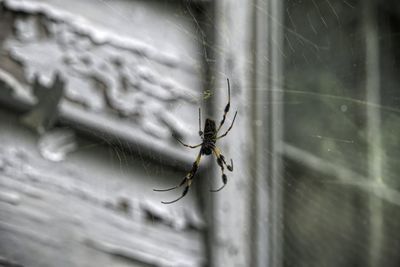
(154, 78), (237, 204)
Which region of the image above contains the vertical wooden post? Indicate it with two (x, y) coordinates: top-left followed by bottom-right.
(252, 0), (284, 266)
(209, 0), (284, 266)
(209, 1), (253, 266)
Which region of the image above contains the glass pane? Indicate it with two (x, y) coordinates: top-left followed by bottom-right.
(282, 0), (400, 266)
(284, 0), (367, 175)
(379, 1), (400, 191)
(283, 159), (369, 267)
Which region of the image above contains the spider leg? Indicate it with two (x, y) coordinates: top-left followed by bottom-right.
(216, 78), (231, 133)
(155, 152), (202, 204)
(198, 108), (203, 137)
(161, 183), (191, 204)
(172, 134), (202, 149)
(217, 110), (238, 139)
(153, 177), (186, 192)
(227, 159), (233, 171)
(210, 147), (230, 192)
(220, 156), (234, 172)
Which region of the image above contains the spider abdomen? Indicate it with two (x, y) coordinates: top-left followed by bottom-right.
(203, 118), (217, 140)
(202, 118), (217, 155)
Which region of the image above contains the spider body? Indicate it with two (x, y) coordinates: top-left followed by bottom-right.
(154, 78), (237, 204)
(201, 118), (217, 155)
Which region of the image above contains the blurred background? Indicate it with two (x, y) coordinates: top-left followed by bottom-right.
(0, 0), (400, 266)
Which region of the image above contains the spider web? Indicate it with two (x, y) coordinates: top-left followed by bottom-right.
(44, 0), (400, 266)
(4, 0), (400, 267)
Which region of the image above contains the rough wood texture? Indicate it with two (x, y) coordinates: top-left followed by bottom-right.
(0, 0), (203, 156)
(0, 109), (206, 267)
(0, 0), (209, 266)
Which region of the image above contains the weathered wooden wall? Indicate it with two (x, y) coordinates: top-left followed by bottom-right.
(0, 109), (206, 267)
(0, 0), (210, 266)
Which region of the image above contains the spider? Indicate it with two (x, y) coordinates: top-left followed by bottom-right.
(154, 78), (237, 204)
